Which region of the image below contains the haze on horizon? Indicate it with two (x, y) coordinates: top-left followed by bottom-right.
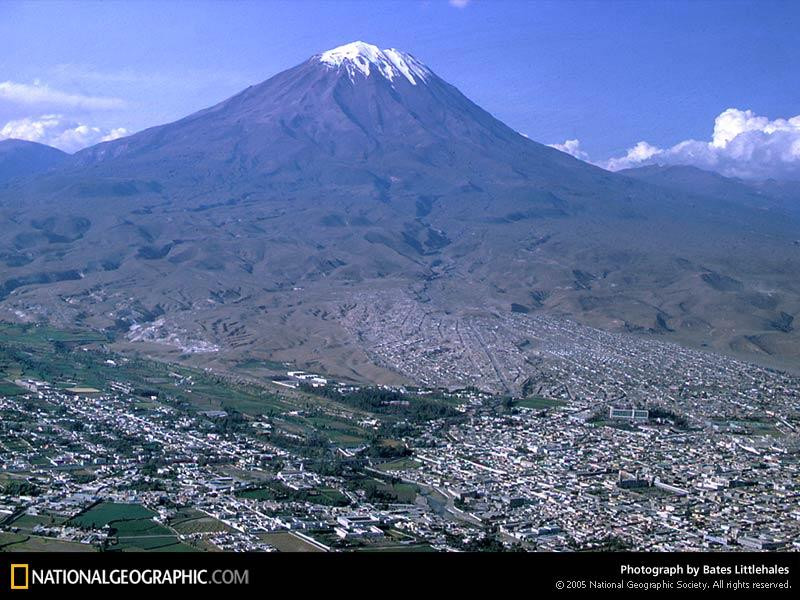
(1, 0), (799, 180)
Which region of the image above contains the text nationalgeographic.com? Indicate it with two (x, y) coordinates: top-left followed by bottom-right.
(11, 566), (249, 587)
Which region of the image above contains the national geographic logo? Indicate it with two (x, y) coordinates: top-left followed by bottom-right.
(10, 564), (29, 590)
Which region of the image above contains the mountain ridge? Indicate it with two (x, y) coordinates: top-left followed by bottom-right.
(0, 139), (68, 184)
(620, 164), (800, 217)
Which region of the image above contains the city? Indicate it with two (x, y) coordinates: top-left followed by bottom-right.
(1, 310), (798, 553)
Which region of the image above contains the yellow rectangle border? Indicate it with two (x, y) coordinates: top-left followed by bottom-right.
(11, 563), (29, 590)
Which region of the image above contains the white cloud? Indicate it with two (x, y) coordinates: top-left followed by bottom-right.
(599, 108), (800, 179)
(0, 81), (125, 110)
(0, 115), (128, 152)
(548, 138), (589, 161)
(604, 141), (661, 171)
(449, 0), (471, 7)
(101, 127), (128, 142)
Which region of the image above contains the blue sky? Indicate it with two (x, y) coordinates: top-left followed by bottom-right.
(1, 0), (798, 177)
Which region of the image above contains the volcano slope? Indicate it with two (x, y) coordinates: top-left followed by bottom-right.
(0, 42), (798, 387)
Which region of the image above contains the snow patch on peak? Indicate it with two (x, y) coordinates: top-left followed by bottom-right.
(318, 41), (430, 86)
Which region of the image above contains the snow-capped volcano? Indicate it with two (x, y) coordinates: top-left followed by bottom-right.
(72, 39), (591, 190)
(318, 41), (430, 85)
(6, 41), (800, 377)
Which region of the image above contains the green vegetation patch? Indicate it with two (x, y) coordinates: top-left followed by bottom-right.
(375, 457), (422, 472)
(259, 531), (326, 552)
(169, 508), (232, 534)
(0, 381), (26, 396)
(302, 414), (370, 447)
(8, 513), (65, 531)
(356, 477), (419, 503)
(0, 532), (97, 552)
(514, 396), (566, 409)
(69, 502), (192, 552)
(300, 384), (459, 422)
(237, 481), (350, 507)
(69, 502), (155, 528)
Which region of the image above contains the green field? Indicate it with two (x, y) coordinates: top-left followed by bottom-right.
(0, 381), (26, 396)
(0, 322), (107, 346)
(67, 502), (192, 552)
(234, 358), (288, 371)
(375, 457), (422, 472)
(357, 477), (419, 503)
(7, 513), (66, 531)
(353, 527), (433, 551)
(0, 532), (97, 552)
(238, 481), (350, 506)
(301, 414), (370, 447)
(168, 508), (232, 535)
(514, 396), (567, 409)
(113, 519), (186, 552)
(69, 502), (155, 528)
(259, 531), (326, 552)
